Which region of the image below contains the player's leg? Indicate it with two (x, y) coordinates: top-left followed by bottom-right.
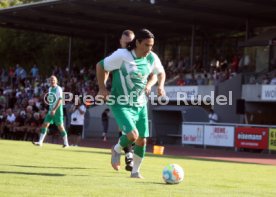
(75, 125), (83, 146)
(131, 137), (146, 179)
(57, 124), (69, 147)
(131, 106), (149, 178)
(119, 128), (134, 171)
(55, 115), (69, 147)
(33, 113), (52, 146)
(124, 145), (134, 171)
(110, 106), (138, 170)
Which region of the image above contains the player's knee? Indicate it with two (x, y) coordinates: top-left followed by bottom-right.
(136, 138), (147, 146)
(57, 125), (65, 131)
(127, 130), (139, 142)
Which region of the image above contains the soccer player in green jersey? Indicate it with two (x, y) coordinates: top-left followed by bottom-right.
(33, 75), (69, 148)
(119, 30), (135, 172)
(96, 29), (166, 178)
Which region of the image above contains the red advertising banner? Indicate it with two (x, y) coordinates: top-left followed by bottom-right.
(235, 127), (268, 149)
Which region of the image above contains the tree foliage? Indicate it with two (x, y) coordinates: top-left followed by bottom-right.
(0, 0), (41, 8)
(0, 0), (106, 75)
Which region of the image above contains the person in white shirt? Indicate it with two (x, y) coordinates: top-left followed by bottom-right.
(209, 109), (218, 123)
(69, 99), (86, 146)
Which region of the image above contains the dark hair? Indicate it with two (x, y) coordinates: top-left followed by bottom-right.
(127, 29), (155, 51)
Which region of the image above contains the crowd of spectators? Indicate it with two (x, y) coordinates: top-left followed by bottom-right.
(247, 70), (276, 85)
(0, 63), (98, 142)
(164, 55), (239, 86)
(1, 54), (275, 142)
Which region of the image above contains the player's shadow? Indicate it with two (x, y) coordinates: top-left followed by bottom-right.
(136, 181), (165, 185)
(147, 154), (267, 165)
(7, 164), (92, 170)
(62, 149), (110, 156)
(0, 170), (65, 176)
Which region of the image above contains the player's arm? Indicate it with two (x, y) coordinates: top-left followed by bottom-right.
(96, 49), (124, 100)
(145, 73), (158, 95)
(151, 52), (166, 97)
(51, 98), (62, 116)
(157, 71), (166, 97)
(96, 62), (109, 100)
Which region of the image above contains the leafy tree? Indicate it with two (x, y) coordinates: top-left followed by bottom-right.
(0, 0), (38, 8)
(0, 0), (106, 75)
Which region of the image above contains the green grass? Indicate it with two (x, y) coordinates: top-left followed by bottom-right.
(0, 140), (276, 197)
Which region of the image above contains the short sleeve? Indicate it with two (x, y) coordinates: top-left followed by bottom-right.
(80, 105), (86, 113)
(102, 49), (125, 71)
(151, 52), (165, 74)
(56, 86), (63, 99)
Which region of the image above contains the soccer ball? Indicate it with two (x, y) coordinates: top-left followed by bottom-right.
(162, 164), (184, 184)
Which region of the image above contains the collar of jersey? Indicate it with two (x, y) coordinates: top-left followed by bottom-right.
(131, 50), (145, 60)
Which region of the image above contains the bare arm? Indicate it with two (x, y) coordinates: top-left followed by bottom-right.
(157, 71), (166, 97)
(96, 62), (109, 100)
(145, 73), (158, 95)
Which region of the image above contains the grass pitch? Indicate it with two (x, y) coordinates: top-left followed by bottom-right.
(0, 140), (276, 197)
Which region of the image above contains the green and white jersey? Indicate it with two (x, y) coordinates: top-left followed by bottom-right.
(48, 85), (63, 115)
(100, 49), (164, 106)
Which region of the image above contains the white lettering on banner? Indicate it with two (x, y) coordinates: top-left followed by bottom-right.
(165, 86), (198, 101)
(241, 142), (258, 146)
(204, 126), (235, 147)
(237, 134), (262, 141)
(182, 125), (204, 145)
(261, 85), (276, 101)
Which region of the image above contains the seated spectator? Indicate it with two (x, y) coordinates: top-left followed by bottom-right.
(0, 109), (6, 138)
(196, 74), (204, 85)
(176, 73), (185, 86)
(25, 112), (43, 141)
(0, 89), (6, 110)
(270, 73), (276, 85)
(262, 74), (270, 84)
(208, 109), (218, 123)
(203, 73), (209, 85)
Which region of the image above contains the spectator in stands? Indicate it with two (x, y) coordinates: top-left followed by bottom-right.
(209, 109), (218, 123)
(230, 54), (239, 73)
(176, 73), (185, 86)
(196, 74), (204, 85)
(262, 74), (270, 84)
(270, 72), (276, 85)
(0, 109), (5, 138)
(25, 112), (42, 141)
(1, 68), (9, 86)
(0, 89), (6, 109)
(101, 108), (110, 142)
(30, 64), (39, 79)
(3, 108), (16, 139)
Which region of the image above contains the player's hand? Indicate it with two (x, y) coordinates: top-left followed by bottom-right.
(96, 88), (110, 102)
(50, 109), (56, 116)
(157, 86), (165, 97)
(145, 84), (152, 96)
